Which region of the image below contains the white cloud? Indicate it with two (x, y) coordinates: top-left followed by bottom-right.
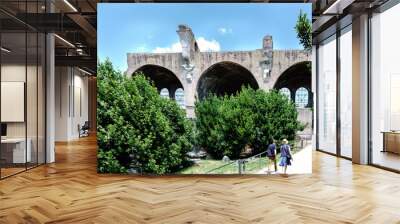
(152, 37), (220, 53)
(196, 37), (220, 52)
(152, 42), (182, 53)
(218, 27), (232, 35)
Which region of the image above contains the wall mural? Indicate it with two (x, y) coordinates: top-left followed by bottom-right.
(97, 3), (312, 175)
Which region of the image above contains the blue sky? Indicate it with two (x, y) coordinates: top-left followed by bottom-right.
(98, 3), (311, 71)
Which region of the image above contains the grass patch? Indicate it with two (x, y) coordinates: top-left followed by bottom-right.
(178, 160), (238, 174)
(177, 142), (306, 174)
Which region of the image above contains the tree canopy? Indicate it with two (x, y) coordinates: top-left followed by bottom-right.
(295, 10), (312, 51)
(97, 59), (193, 174)
(195, 88), (303, 159)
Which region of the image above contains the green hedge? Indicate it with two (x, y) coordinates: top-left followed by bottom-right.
(97, 60), (303, 173)
(195, 87), (303, 159)
(97, 60), (193, 174)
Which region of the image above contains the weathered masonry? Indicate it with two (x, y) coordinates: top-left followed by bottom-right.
(126, 25), (312, 136)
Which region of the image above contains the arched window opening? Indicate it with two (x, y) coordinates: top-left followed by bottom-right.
(273, 61), (311, 107)
(175, 88), (185, 109)
(197, 61), (258, 100)
(279, 88), (291, 100)
(160, 88), (170, 99)
(295, 87), (309, 108)
(133, 64), (183, 93)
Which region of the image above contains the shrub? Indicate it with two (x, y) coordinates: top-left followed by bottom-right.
(195, 87), (303, 159)
(97, 59), (193, 174)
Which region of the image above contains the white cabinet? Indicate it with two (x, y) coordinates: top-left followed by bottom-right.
(1, 138), (32, 163)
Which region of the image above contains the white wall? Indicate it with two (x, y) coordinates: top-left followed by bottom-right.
(55, 66), (89, 141)
(1, 62), (46, 164)
(71, 72), (89, 138)
(55, 66), (70, 141)
(1, 65), (36, 137)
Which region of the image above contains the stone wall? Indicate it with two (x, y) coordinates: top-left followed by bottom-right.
(126, 50), (311, 116)
(297, 108), (313, 136)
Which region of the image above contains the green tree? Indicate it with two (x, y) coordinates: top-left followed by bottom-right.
(97, 59), (193, 174)
(195, 88), (303, 159)
(295, 10), (312, 51)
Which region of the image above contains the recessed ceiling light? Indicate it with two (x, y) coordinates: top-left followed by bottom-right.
(1, 47), (11, 53)
(54, 34), (75, 48)
(323, 0), (355, 15)
(63, 0), (78, 12)
(78, 67), (92, 76)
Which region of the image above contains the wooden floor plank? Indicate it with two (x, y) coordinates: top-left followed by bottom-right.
(0, 135), (400, 223)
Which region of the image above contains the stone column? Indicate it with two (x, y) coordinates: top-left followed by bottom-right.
(352, 14), (369, 164)
(46, 30), (55, 163)
(261, 35), (273, 83)
(290, 88), (296, 103)
(169, 86), (177, 99)
(177, 25), (199, 118)
(184, 67), (199, 118)
(177, 25), (198, 63)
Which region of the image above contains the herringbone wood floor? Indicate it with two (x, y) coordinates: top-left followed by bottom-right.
(1, 135), (400, 224)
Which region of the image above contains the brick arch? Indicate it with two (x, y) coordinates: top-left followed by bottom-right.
(130, 62), (183, 83)
(268, 50), (311, 89)
(196, 61), (259, 100)
(273, 61), (312, 107)
(126, 53), (184, 86)
(132, 64), (184, 98)
(273, 61), (311, 89)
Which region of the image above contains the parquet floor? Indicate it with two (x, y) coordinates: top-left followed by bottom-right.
(0, 167), (26, 178)
(1, 135), (400, 223)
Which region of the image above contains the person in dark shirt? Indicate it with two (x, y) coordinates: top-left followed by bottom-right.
(266, 139), (277, 173)
(279, 139), (292, 174)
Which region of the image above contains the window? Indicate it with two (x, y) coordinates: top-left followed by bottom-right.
(370, 4), (400, 171)
(295, 87), (309, 108)
(340, 25), (352, 158)
(0, 4), (46, 179)
(174, 88), (185, 109)
(279, 88), (291, 100)
(317, 34), (337, 154)
(160, 88), (169, 99)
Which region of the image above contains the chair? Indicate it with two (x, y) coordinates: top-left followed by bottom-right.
(79, 121), (90, 138)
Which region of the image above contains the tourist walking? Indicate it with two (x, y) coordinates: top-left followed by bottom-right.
(266, 139), (277, 173)
(279, 139), (292, 174)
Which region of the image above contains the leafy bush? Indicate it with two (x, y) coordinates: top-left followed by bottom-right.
(97, 59), (193, 174)
(195, 87), (303, 159)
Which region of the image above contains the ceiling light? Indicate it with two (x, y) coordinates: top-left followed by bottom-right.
(1, 47), (11, 53)
(323, 0), (355, 15)
(63, 0), (78, 12)
(54, 34), (75, 48)
(78, 67), (92, 76)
